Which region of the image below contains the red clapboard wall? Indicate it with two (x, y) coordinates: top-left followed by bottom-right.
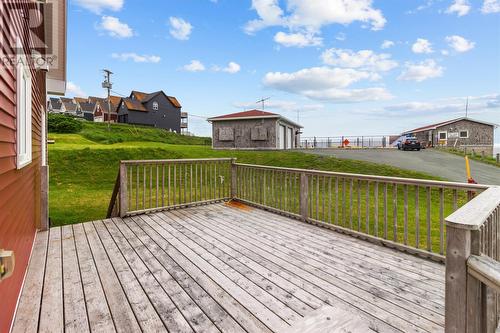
(0, 1), (46, 331)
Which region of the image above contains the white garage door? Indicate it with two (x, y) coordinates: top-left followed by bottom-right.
(286, 128), (293, 149)
(279, 125), (286, 149)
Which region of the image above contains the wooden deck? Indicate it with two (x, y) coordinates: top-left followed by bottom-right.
(12, 202), (445, 333)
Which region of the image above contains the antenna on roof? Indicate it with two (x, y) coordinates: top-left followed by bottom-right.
(256, 97), (271, 110)
(465, 96), (469, 118)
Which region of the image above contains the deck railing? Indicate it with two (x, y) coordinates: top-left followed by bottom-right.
(445, 187), (500, 333)
(109, 159), (491, 261)
(108, 158), (233, 217)
(233, 163), (489, 262)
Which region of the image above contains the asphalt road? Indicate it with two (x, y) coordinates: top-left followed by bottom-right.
(302, 149), (500, 185)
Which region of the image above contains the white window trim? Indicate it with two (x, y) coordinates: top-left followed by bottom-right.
(438, 131), (447, 140)
(16, 37), (32, 169)
(152, 101), (159, 111)
(459, 130), (469, 139)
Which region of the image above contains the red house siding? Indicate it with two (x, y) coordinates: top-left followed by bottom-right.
(0, 1), (46, 332)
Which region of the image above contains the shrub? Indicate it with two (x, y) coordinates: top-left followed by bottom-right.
(48, 114), (83, 133)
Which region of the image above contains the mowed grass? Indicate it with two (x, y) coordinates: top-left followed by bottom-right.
(48, 131), (444, 227)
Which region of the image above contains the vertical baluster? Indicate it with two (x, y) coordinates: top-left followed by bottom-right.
(149, 165), (153, 208)
(335, 178), (339, 225)
(168, 164), (171, 206)
(156, 164), (159, 208)
(161, 164), (165, 207)
(366, 181), (370, 234)
(289, 173), (293, 212)
(392, 183), (397, 242)
(374, 182), (379, 237)
(403, 184), (408, 245)
(439, 187), (444, 255)
(136, 165), (139, 210)
(415, 186), (420, 248)
(128, 165), (132, 210)
(316, 175), (320, 220)
(213, 162), (217, 200)
(294, 173), (298, 213)
(195, 164), (198, 202)
(426, 186), (431, 252)
(357, 180), (361, 231)
(341, 179), (346, 226)
(349, 179), (354, 229)
(189, 164), (193, 203)
(328, 177), (332, 224)
(384, 183), (388, 239)
(322, 177), (326, 222)
(284, 172), (288, 210)
(309, 176), (313, 217)
(173, 164), (177, 206)
(453, 189), (458, 210)
(143, 165), (146, 209)
(270, 170), (274, 207)
(184, 163), (188, 203)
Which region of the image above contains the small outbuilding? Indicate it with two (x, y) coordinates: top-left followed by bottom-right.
(402, 117), (497, 155)
(208, 110), (302, 150)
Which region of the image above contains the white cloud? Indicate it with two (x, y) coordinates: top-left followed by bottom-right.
(66, 82), (87, 97)
(446, 0), (471, 16)
(75, 0), (123, 14)
(445, 35), (475, 52)
(222, 62), (241, 74)
(212, 62), (242, 74)
(482, 0), (500, 13)
(169, 17), (193, 40)
(321, 48), (398, 72)
(412, 38), (433, 54)
(98, 16), (133, 38)
(335, 32), (347, 41)
(111, 53), (161, 63)
(274, 31), (322, 47)
(381, 40), (394, 49)
(245, 0), (386, 34)
(182, 60), (205, 72)
(398, 59), (444, 82)
(263, 66), (390, 103)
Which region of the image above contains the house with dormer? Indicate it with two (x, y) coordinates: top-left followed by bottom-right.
(117, 90), (187, 133)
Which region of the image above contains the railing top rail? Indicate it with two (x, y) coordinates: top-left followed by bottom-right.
(446, 186), (500, 230)
(121, 158), (235, 165)
(234, 162), (492, 190)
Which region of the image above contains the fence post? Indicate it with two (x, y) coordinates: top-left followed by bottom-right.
(466, 230), (485, 333)
(496, 153), (499, 163)
(231, 158), (237, 199)
(119, 162), (128, 217)
(445, 224), (472, 333)
(299, 173), (309, 221)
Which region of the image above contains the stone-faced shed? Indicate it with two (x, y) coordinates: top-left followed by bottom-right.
(208, 110), (303, 150)
(402, 117), (497, 155)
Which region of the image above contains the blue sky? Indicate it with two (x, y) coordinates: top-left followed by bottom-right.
(66, 0), (500, 140)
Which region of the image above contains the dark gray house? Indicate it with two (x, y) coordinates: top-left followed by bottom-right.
(117, 90), (187, 133)
(79, 102), (97, 121)
(403, 117), (497, 155)
(48, 97), (63, 113)
(208, 110), (303, 150)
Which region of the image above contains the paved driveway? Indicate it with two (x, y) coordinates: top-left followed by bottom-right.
(301, 149), (500, 185)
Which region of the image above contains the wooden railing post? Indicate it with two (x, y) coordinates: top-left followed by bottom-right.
(231, 159), (237, 199)
(300, 173), (309, 220)
(445, 225), (471, 333)
(119, 162), (128, 217)
(466, 230), (486, 333)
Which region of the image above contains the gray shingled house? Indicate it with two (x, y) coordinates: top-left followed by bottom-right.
(208, 110), (303, 150)
(402, 117), (497, 155)
(48, 97), (63, 113)
(117, 90), (187, 133)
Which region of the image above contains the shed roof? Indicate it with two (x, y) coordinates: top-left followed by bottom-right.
(122, 98), (147, 112)
(79, 102), (95, 112)
(49, 97), (62, 110)
(403, 117), (498, 134)
(208, 109), (302, 128)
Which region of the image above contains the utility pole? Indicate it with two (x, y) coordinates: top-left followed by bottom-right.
(465, 96), (469, 118)
(102, 69), (113, 130)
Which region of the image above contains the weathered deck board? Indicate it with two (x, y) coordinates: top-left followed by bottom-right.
(12, 203), (445, 333)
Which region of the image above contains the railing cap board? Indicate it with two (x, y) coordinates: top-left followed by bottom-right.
(467, 255), (500, 293)
(446, 186), (500, 230)
(234, 163), (491, 190)
(121, 158), (235, 165)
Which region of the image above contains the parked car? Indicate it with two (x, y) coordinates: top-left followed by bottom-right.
(399, 138), (421, 151)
